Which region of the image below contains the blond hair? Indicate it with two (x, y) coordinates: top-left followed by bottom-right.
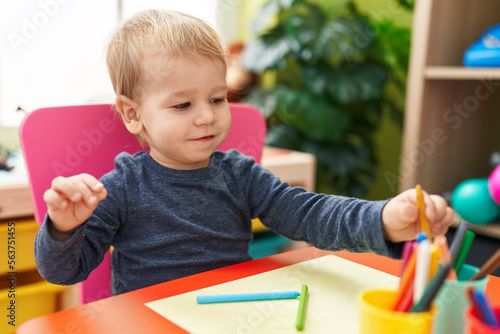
(106, 9), (226, 100)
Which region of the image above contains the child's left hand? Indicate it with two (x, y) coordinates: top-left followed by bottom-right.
(381, 188), (454, 243)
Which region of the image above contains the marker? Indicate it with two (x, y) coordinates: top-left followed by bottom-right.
(400, 241), (416, 276)
(469, 248), (500, 281)
(392, 249), (417, 310)
(449, 221), (468, 263)
(472, 290), (499, 328)
(295, 285), (309, 331)
(454, 230), (475, 275)
(413, 234), (431, 304)
(197, 291), (300, 304)
(416, 184), (432, 239)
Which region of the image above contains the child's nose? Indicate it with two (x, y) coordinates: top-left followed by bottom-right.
(194, 106), (218, 126)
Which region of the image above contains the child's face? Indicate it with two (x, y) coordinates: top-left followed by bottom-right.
(134, 56), (231, 170)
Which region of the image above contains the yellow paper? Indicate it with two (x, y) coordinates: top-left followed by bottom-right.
(145, 255), (398, 333)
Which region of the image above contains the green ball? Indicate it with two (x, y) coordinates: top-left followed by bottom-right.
(451, 177), (500, 225)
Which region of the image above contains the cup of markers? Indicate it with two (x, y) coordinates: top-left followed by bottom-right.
(358, 289), (437, 334)
(358, 219), (500, 334)
(464, 249), (500, 334)
(433, 263), (488, 334)
(358, 233), (442, 334)
(357, 185), (500, 333)
(358, 185), (448, 334)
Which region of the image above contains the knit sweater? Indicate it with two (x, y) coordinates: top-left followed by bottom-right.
(35, 150), (401, 295)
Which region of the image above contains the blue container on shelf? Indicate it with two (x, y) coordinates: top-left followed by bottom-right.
(463, 23), (500, 67)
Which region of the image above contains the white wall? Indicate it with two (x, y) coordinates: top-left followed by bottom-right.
(0, 0), (228, 127)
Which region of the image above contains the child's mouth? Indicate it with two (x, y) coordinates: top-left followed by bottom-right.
(194, 135), (214, 141)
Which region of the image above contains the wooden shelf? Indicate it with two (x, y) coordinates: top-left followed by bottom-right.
(425, 66), (500, 80)
(401, 0), (500, 240)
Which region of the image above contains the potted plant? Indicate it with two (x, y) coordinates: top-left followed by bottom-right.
(242, 0), (411, 196)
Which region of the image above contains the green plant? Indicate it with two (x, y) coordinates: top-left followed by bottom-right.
(242, 0), (411, 196)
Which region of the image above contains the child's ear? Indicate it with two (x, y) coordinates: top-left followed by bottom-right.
(116, 95), (143, 135)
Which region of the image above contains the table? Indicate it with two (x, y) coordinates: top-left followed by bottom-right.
(16, 246), (500, 334)
(260, 146), (316, 192)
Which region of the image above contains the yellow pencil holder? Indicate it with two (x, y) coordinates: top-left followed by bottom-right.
(358, 289), (437, 334)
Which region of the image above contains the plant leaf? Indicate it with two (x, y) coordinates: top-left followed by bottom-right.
(242, 37), (295, 72)
(324, 63), (388, 104)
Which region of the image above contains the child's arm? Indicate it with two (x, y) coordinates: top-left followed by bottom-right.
(43, 174), (108, 238)
(381, 189), (454, 243)
(35, 171), (121, 288)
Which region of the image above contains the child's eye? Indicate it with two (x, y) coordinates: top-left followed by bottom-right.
(173, 102), (191, 110)
(211, 98), (226, 104)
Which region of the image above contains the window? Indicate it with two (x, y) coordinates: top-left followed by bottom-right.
(0, 0), (222, 126)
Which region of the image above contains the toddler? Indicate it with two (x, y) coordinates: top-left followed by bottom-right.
(35, 9), (454, 295)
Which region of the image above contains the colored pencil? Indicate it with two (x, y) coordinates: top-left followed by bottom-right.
(472, 290), (499, 328)
(395, 282), (414, 313)
(449, 221), (468, 263)
(392, 249), (417, 310)
(429, 244), (440, 279)
(454, 230), (475, 275)
(469, 248), (500, 281)
(416, 184), (432, 239)
(197, 291), (300, 304)
(295, 285), (309, 330)
(400, 241), (417, 276)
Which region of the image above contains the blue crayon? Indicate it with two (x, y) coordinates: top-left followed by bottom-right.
(197, 291), (300, 304)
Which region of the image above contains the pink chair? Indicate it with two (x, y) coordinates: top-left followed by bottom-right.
(19, 103), (266, 304)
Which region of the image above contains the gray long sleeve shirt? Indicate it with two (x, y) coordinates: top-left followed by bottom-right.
(35, 150), (401, 295)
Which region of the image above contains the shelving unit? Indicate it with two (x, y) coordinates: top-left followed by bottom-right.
(400, 0), (500, 238)
(425, 67), (500, 80)
(401, 0), (500, 193)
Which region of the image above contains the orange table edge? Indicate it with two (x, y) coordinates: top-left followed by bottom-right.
(16, 247), (500, 334)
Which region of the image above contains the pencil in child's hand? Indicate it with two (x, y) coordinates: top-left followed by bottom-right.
(469, 248), (500, 281)
(415, 184), (432, 239)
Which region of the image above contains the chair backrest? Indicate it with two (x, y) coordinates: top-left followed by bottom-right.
(19, 102), (266, 304)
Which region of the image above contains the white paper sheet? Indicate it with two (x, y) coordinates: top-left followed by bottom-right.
(145, 255), (399, 333)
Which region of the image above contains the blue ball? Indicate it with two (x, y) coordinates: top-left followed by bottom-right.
(451, 178), (500, 225)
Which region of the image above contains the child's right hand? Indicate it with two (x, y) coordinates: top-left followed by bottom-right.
(43, 174), (107, 233)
